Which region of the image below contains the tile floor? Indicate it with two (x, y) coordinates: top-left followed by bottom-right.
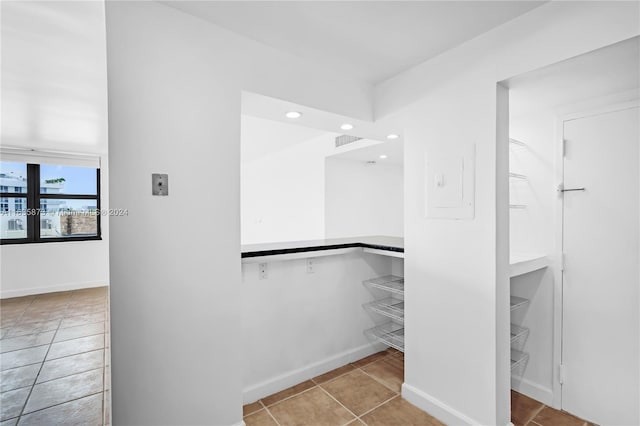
(243, 349), (443, 426)
(244, 349), (595, 426)
(1, 288), (594, 426)
(511, 391), (595, 426)
(0, 287), (110, 426)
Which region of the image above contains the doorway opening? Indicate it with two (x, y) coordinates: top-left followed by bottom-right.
(499, 36), (639, 425)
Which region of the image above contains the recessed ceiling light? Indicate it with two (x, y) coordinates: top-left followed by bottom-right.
(285, 111), (302, 119)
(387, 133), (399, 140)
(340, 123), (354, 130)
(379, 154), (388, 159)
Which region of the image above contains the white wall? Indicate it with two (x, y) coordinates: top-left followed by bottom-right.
(0, 1), (109, 298)
(242, 251), (391, 402)
(374, 2), (639, 425)
(105, 2), (373, 425)
(242, 133), (403, 244)
(241, 134), (334, 245)
(325, 158), (403, 239)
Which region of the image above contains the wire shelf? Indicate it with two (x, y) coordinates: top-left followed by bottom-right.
(510, 296), (529, 312)
(363, 275), (404, 296)
(511, 349), (529, 371)
(510, 324), (529, 344)
(509, 138), (527, 148)
(510, 204), (527, 209)
(509, 172), (528, 181)
(364, 322), (405, 352)
(363, 298), (405, 323)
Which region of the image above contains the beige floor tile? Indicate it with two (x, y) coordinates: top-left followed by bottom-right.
(244, 409), (278, 426)
(37, 349), (104, 383)
(0, 296), (34, 308)
(532, 407), (587, 426)
(511, 391), (544, 426)
(0, 345), (48, 371)
(0, 317), (18, 328)
(0, 307), (26, 319)
(16, 311), (53, 325)
(269, 387), (355, 426)
(0, 387), (30, 421)
(351, 351), (390, 368)
(360, 396), (444, 426)
(361, 356), (404, 393)
(60, 312), (105, 329)
(46, 334), (104, 361)
(5, 320), (60, 338)
(0, 417), (18, 426)
(53, 322), (104, 343)
(0, 331), (55, 354)
(261, 380), (316, 407)
(19, 392), (103, 426)
(0, 364), (40, 392)
(243, 401), (263, 417)
(23, 369), (103, 414)
(321, 370), (396, 416)
(313, 364), (356, 385)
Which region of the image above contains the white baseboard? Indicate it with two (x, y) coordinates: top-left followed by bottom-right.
(1, 281), (108, 299)
(242, 343), (384, 403)
(229, 421), (245, 426)
(401, 383), (481, 426)
(511, 376), (553, 406)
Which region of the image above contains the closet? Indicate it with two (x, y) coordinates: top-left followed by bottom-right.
(506, 36), (640, 425)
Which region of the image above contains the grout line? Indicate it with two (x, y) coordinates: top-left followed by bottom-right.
(33, 366), (104, 387)
(0, 341), (55, 356)
(312, 365), (358, 386)
(16, 296), (70, 420)
(262, 384), (318, 409)
(356, 363), (401, 394)
(52, 330), (105, 345)
(18, 390), (104, 419)
(357, 394), (399, 419)
(525, 403), (546, 425)
(317, 384), (360, 424)
(264, 407), (282, 426)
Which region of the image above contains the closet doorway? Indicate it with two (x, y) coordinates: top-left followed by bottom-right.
(504, 36), (640, 425)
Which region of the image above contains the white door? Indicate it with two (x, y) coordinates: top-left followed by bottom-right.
(562, 105), (639, 425)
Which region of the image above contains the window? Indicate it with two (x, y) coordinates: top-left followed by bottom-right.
(0, 162), (101, 244)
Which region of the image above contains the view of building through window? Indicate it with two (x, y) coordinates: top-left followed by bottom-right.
(0, 161), (100, 241)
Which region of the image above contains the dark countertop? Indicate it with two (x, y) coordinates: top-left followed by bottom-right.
(241, 236), (404, 258)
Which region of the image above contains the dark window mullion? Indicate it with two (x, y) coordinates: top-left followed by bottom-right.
(39, 194), (97, 200)
(26, 164), (39, 242)
(96, 168), (101, 239)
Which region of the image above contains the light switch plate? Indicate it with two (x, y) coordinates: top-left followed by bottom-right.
(152, 173), (168, 196)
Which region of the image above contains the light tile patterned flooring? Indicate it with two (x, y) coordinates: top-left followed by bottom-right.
(0, 287), (110, 426)
(245, 349), (595, 426)
(243, 349), (443, 426)
(1, 288), (595, 426)
(511, 391), (595, 426)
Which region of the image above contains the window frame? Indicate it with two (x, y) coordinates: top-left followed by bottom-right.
(0, 163), (101, 244)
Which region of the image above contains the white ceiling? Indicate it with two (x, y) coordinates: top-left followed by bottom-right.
(1, 1), (108, 152)
(329, 140), (403, 166)
(508, 36), (640, 117)
(163, 1), (543, 84)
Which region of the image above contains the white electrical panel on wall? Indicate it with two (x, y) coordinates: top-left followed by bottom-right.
(425, 144), (475, 219)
